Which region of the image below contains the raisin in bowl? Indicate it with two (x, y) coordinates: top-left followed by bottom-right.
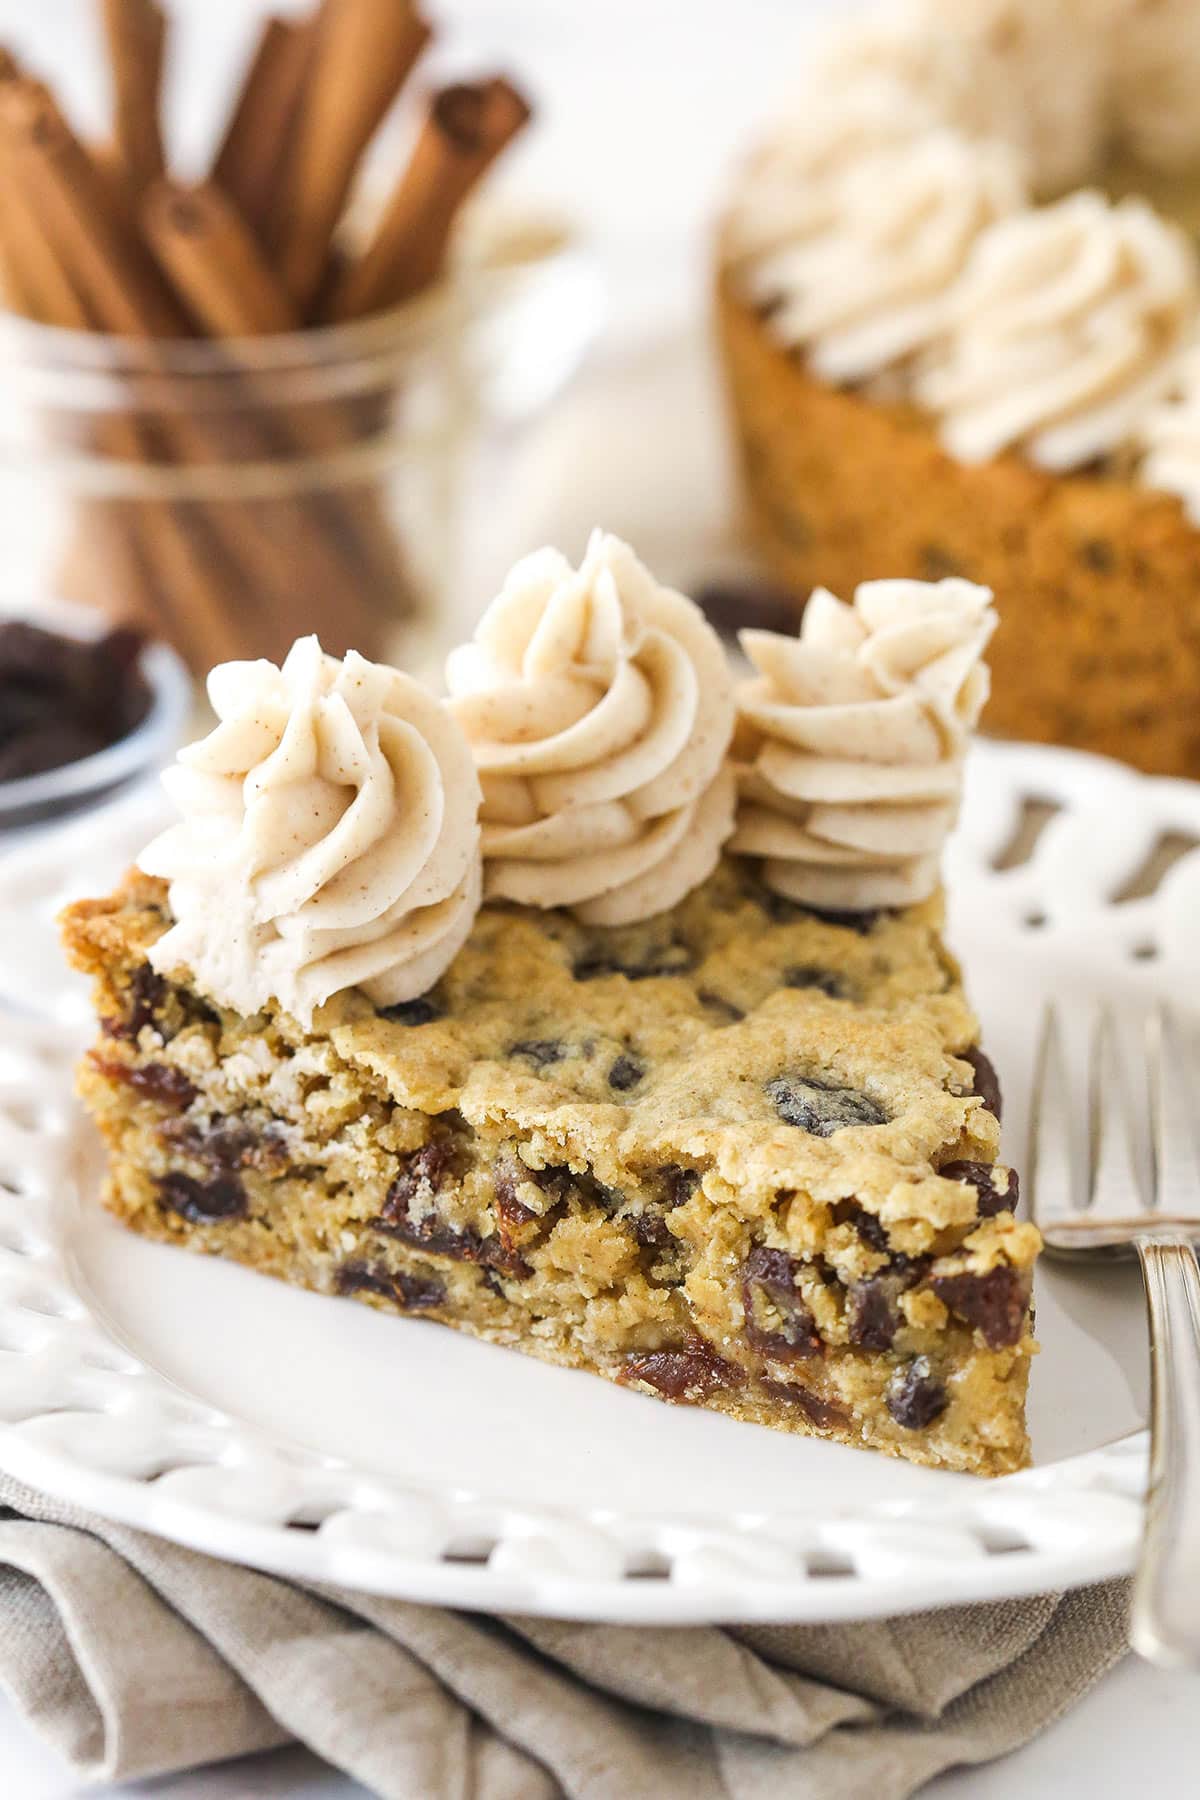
(0, 603), (191, 834)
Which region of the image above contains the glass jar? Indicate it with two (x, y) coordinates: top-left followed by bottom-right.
(0, 239), (593, 674)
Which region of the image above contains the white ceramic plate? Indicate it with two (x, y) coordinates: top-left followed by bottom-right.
(0, 738), (1196, 1623)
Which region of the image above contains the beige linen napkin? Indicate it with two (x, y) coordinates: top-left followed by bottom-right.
(0, 1473), (1127, 1799)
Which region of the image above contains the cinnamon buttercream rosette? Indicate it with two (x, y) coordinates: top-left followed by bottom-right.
(731, 578), (996, 910)
(730, 122), (1027, 385)
(139, 636), (482, 1022)
(915, 192), (1198, 471)
(446, 531), (737, 925)
(814, 0), (1112, 193)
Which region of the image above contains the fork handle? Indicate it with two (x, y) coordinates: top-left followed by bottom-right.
(1132, 1236), (1200, 1667)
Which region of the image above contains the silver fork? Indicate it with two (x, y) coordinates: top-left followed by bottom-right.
(1030, 1005), (1200, 1668)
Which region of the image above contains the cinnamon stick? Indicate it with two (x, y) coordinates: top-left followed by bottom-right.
(144, 177), (299, 336)
(0, 81), (374, 664)
(142, 176), (414, 610)
(0, 62), (197, 648)
(0, 59), (63, 319)
(56, 499), (167, 640)
(0, 0), (529, 668)
(211, 14), (315, 243)
(0, 114), (89, 327)
(0, 50), (46, 315)
(273, 0), (431, 313)
(109, 181), (385, 653)
(0, 78), (182, 336)
(0, 68), (147, 627)
(101, 0), (167, 196)
(325, 77), (531, 322)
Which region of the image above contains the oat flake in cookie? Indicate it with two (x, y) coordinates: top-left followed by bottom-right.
(63, 542), (1038, 1479)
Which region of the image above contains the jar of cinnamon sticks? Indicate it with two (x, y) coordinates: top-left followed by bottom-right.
(0, 1), (533, 672)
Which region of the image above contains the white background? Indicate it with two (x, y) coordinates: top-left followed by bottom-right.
(0, 1), (1196, 1794)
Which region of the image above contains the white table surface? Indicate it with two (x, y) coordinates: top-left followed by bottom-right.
(0, 0), (1197, 1793)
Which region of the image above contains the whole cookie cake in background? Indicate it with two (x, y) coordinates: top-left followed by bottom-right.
(717, 0), (1200, 777)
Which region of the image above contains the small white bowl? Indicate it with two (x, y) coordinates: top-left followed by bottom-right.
(0, 601), (192, 835)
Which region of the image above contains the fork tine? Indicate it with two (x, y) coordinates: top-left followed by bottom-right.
(1028, 1002), (1076, 1227)
(1089, 1008), (1144, 1220)
(1148, 1009), (1200, 1222)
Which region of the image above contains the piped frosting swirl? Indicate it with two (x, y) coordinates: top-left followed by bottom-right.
(737, 126), (1026, 385)
(916, 193), (1198, 470)
(731, 579), (996, 910)
(139, 636), (482, 1022)
(836, 1), (1112, 193)
(446, 531), (736, 925)
(722, 80), (940, 271)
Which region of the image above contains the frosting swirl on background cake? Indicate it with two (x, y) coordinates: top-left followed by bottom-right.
(916, 193), (1198, 470)
(731, 579), (995, 910)
(736, 128), (1026, 385)
(848, 0), (1111, 192)
(722, 80), (940, 270)
(139, 637), (482, 1022)
(446, 530), (736, 925)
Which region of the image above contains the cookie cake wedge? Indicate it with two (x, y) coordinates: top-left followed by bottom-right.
(62, 533), (1038, 1476)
